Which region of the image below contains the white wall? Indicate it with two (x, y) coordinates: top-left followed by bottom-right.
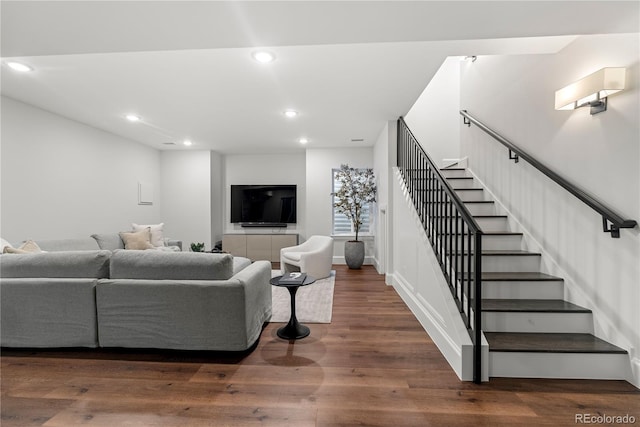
(460, 33), (640, 386)
(223, 153), (306, 236)
(404, 56), (461, 167)
(210, 151), (224, 245)
(306, 147), (375, 263)
(160, 150), (212, 251)
(1, 97), (162, 242)
(372, 120), (397, 275)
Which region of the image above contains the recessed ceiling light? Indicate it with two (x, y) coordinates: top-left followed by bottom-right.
(299, 138), (309, 144)
(126, 114), (141, 122)
(183, 140), (193, 147)
(7, 61), (33, 72)
(284, 110), (298, 118)
(252, 51), (276, 64)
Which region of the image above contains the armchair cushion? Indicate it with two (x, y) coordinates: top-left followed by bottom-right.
(280, 235), (334, 279)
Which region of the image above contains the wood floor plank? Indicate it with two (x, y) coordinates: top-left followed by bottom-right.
(43, 401), (317, 427)
(2, 265), (638, 426)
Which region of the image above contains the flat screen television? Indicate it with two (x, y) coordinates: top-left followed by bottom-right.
(230, 185), (297, 226)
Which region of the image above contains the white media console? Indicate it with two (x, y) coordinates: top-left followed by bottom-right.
(222, 234), (298, 262)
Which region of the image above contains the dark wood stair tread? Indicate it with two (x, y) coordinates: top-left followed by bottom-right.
(429, 200), (494, 204)
(482, 299), (590, 313)
(480, 272), (563, 281)
(414, 188), (482, 191)
(451, 250), (541, 256)
(485, 332), (627, 354)
(450, 231), (523, 236)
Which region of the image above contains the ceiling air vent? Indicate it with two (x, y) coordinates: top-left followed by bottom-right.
(350, 138), (365, 143)
(162, 142), (177, 146)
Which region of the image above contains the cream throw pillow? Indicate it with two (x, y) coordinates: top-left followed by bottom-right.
(119, 228), (155, 250)
(132, 223), (164, 247)
(3, 239), (42, 254)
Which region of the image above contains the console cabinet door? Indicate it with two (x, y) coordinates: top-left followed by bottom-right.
(271, 234), (298, 262)
(222, 235), (246, 257)
(246, 235), (272, 261)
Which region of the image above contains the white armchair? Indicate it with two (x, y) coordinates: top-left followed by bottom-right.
(280, 235), (334, 279)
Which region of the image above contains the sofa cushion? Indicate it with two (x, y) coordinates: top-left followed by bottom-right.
(32, 238), (100, 252)
(110, 250), (234, 280)
(91, 233), (125, 251)
(0, 250), (111, 278)
(119, 228), (154, 250)
(233, 256), (252, 275)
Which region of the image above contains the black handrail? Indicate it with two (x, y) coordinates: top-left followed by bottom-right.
(397, 117), (483, 384)
(460, 110), (637, 238)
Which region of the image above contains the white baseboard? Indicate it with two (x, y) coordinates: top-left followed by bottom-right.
(631, 357), (640, 389)
(332, 256), (375, 265)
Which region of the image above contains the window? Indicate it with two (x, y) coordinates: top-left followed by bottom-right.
(332, 168), (372, 235)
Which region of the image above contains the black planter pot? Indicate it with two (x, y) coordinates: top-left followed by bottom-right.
(344, 240), (365, 269)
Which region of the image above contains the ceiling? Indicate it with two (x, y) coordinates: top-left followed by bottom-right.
(1, 1), (638, 154)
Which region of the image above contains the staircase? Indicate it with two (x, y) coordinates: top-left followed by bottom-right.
(440, 167), (629, 380)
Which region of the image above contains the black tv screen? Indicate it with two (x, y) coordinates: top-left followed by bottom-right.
(230, 185), (297, 225)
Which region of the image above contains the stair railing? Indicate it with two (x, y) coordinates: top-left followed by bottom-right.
(397, 117), (483, 384)
(460, 110), (637, 238)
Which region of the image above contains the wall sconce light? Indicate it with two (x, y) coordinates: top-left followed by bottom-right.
(555, 67), (626, 115)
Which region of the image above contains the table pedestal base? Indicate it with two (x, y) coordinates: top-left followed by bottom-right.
(277, 322), (310, 340)
(276, 284), (310, 340)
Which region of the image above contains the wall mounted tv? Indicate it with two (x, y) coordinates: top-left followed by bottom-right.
(230, 185), (297, 227)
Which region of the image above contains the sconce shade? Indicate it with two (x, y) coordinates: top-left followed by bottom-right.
(555, 67), (626, 111)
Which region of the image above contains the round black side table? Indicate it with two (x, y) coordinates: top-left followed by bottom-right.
(270, 274), (316, 340)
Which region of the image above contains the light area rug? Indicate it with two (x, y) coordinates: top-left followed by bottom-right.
(270, 270), (336, 323)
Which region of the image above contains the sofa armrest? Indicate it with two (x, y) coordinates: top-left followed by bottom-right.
(232, 260), (272, 334)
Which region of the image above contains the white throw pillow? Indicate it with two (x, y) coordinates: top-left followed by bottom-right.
(132, 222), (164, 247)
(1, 238), (13, 253)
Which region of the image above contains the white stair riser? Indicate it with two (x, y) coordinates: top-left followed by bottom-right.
(464, 203), (497, 216)
(441, 234), (522, 251)
(455, 255), (540, 273)
(482, 312), (593, 333)
(481, 281), (564, 300)
(446, 179), (477, 189)
(489, 352), (630, 380)
(485, 256), (540, 272)
(482, 235), (523, 251)
(440, 169), (469, 178)
(474, 217), (510, 232)
(454, 189), (485, 202)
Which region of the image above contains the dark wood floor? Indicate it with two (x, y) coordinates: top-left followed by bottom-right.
(2, 265), (639, 426)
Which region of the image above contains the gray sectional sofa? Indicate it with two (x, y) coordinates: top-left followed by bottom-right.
(0, 236), (272, 351)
